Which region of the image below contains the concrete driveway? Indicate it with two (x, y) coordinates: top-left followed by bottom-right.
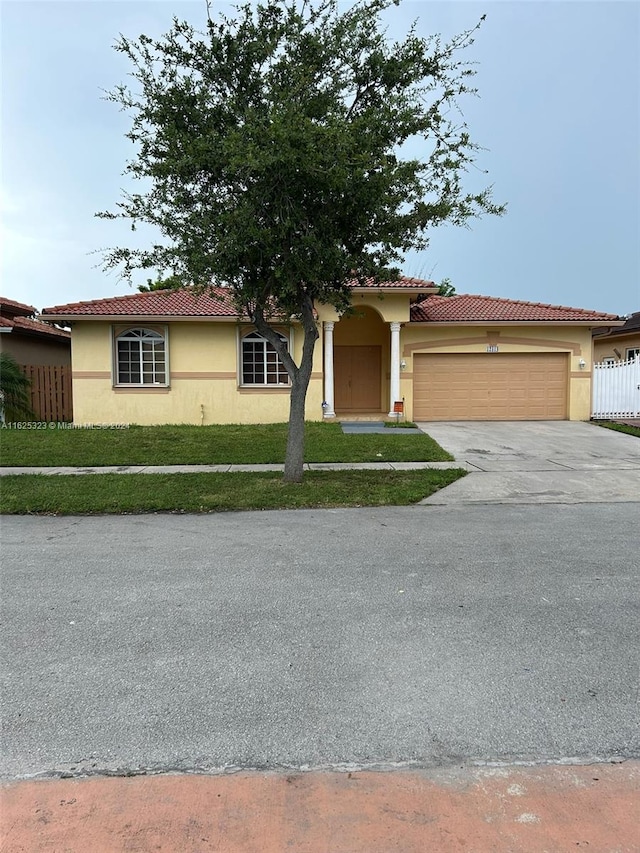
(418, 421), (640, 505)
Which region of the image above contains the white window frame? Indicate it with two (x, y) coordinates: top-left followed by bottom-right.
(602, 356), (616, 365)
(114, 326), (169, 387)
(239, 328), (292, 387)
(625, 347), (640, 361)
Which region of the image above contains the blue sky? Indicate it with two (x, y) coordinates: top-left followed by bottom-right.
(1, 0), (638, 316)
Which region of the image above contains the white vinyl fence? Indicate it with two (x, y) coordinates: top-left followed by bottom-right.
(592, 356), (640, 419)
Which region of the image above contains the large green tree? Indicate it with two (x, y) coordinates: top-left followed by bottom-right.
(99, 0), (504, 482)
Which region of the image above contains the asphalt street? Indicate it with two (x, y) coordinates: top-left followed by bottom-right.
(2, 502), (638, 780)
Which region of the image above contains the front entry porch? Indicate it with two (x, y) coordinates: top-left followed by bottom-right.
(322, 306), (402, 419)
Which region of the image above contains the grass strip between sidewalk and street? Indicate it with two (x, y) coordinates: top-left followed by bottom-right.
(0, 422), (452, 467)
(0, 469), (465, 515)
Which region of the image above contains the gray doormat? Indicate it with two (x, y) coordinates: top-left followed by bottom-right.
(340, 422), (423, 434)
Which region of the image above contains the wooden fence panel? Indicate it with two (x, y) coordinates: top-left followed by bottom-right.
(21, 365), (73, 422)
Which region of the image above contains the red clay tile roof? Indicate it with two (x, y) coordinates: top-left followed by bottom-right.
(42, 277), (436, 318)
(12, 316), (70, 339)
(42, 285), (620, 324)
(0, 296), (37, 317)
(410, 294), (620, 323)
(0, 313), (70, 340)
(42, 288), (239, 318)
(347, 276), (436, 289)
(0, 298), (70, 338)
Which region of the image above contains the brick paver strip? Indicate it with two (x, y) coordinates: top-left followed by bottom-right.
(2, 762), (638, 852)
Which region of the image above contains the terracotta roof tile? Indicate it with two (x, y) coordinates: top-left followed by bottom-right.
(0, 296), (37, 316)
(347, 276), (436, 289)
(410, 294), (620, 323)
(42, 288), (239, 318)
(0, 314), (70, 340)
(11, 316), (70, 339)
(43, 277), (436, 318)
(42, 284), (619, 324)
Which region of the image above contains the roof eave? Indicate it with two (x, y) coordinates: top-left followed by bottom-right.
(593, 326), (639, 338)
(40, 313), (236, 323)
(410, 319), (624, 326)
(351, 286), (438, 297)
(9, 326), (71, 341)
(39, 313), (296, 324)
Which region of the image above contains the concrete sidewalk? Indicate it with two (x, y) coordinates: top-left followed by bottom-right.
(0, 461), (465, 475)
(2, 762), (638, 852)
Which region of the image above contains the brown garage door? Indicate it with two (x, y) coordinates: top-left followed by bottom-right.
(413, 353), (569, 421)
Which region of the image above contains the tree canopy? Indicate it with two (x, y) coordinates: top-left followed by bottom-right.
(437, 277), (457, 297)
(137, 274), (183, 293)
(99, 0), (504, 480)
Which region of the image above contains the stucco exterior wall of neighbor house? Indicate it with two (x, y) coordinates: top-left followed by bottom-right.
(593, 332), (640, 362)
(400, 324), (595, 421)
(70, 320), (324, 425)
(0, 334), (71, 366)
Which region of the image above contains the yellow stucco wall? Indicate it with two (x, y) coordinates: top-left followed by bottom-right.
(400, 324), (595, 421)
(70, 307), (600, 425)
(71, 321), (324, 425)
(316, 292), (412, 324)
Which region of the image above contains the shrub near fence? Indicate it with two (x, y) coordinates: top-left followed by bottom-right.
(21, 365), (73, 422)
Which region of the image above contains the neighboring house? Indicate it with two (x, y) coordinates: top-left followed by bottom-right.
(0, 297), (71, 365)
(41, 280), (621, 425)
(0, 298), (73, 421)
(592, 311), (640, 363)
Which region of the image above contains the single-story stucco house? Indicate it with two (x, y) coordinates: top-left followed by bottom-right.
(41, 278), (621, 425)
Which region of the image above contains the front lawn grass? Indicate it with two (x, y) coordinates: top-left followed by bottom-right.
(0, 422), (452, 467)
(593, 421), (640, 439)
(0, 469), (466, 515)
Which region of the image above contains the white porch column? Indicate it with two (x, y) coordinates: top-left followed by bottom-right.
(388, 321), (401, 417)
(323, 321), (336, 418)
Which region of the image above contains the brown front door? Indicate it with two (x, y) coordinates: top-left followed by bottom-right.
(334, 345), (382, 411)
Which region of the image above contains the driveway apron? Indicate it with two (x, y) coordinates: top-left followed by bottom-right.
(418, 421), (640, 504)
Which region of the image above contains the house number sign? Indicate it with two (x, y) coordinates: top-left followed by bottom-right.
(486, 345), (499, 353)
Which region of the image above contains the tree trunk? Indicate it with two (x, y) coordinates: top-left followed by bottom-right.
(250, 294), (319, 484)
(283, 373), (308, 483)
(283, 311), (318, 483)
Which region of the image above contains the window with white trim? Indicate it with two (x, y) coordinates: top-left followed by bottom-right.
(116, 328), (167, 385)
(626, 347), (640, 361)
(241, 330), (290, 385)
(602, 356), (616, 365)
